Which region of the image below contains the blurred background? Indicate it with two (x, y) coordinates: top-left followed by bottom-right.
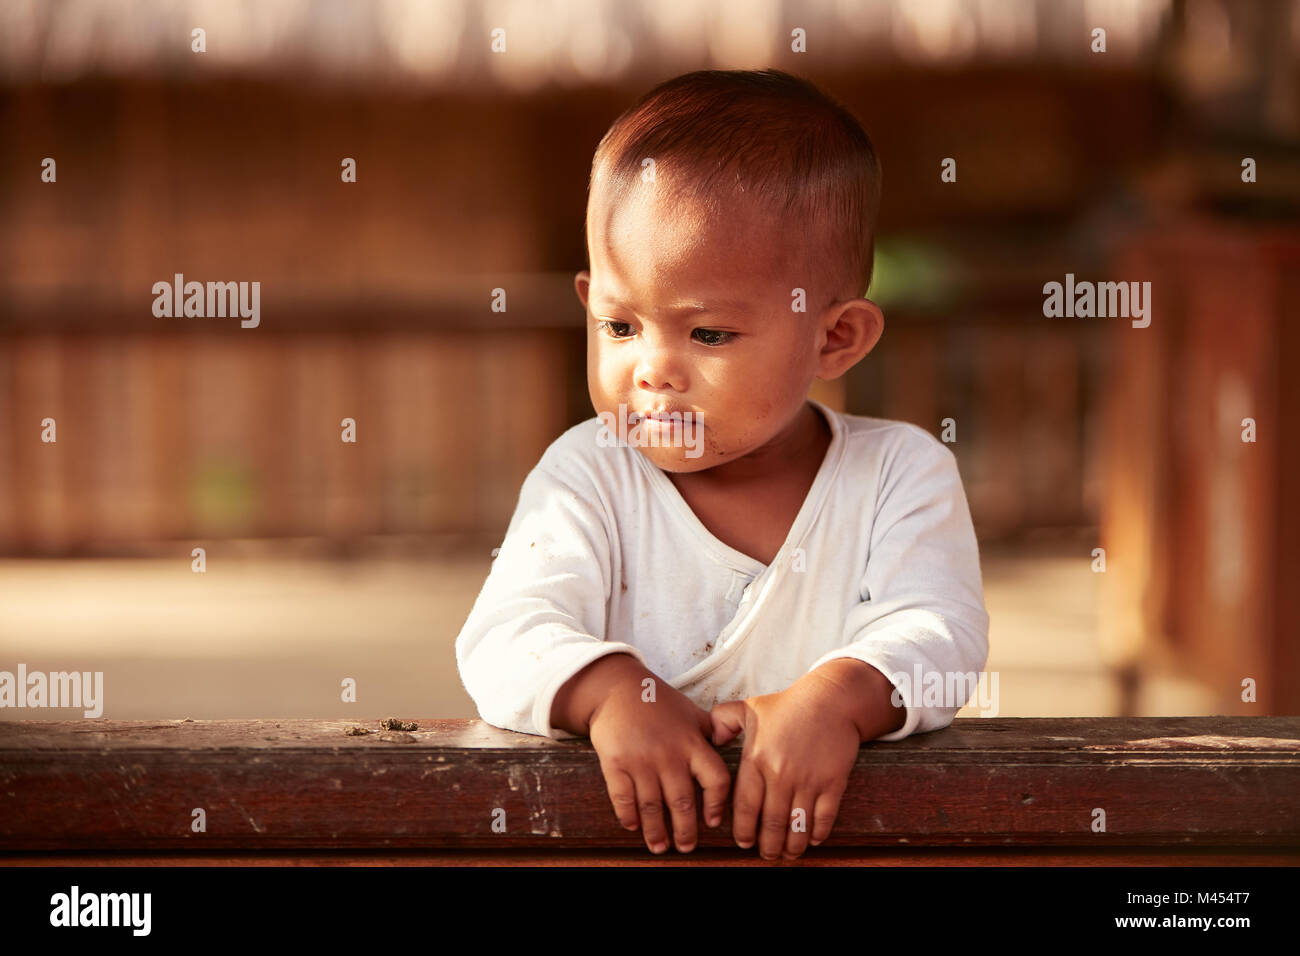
(0, 0), (1296, 722)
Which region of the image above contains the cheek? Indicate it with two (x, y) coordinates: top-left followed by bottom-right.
(585, 339), (603, 397)
(586, 339), (623, 398)
(746, 396), (778, 431)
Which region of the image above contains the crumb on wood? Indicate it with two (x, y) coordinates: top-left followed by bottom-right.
(380, 718), (419, 732)
(344, 725), (373, 736)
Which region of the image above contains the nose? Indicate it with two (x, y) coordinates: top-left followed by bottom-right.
(632, 335), (686, 392)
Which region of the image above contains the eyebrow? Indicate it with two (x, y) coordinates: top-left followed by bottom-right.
(589, 296), (750, 316)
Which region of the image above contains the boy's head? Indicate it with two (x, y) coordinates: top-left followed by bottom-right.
(576, 69), (885, 473)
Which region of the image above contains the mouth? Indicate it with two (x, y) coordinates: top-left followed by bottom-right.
(628, 410), (690, 425)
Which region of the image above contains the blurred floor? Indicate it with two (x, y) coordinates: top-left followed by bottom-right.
(0, 543), (1215, 722)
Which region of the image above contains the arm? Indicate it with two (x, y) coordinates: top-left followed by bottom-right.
(796, 657), (906, 742)
(808, 438), (990, 741)
(454, 461), (648, 739)
(456, 453), (730, 854)
(549, 652), (652, 736)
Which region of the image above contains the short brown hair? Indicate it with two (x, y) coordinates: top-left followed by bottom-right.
(588, 69), (883, 301)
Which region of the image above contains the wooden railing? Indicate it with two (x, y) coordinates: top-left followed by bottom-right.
(2, 716), (1297, 865)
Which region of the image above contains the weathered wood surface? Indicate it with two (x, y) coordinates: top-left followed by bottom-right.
(1, 717), (1297, 852)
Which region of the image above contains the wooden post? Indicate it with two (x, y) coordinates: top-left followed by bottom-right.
(1101, 220), (1300, 715)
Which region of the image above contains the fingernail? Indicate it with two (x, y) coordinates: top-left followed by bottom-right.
(737, 840), (753, 849)
(650, 841), (668, 854)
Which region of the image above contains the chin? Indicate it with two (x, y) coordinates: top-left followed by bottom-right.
(634, 444), (718, 473)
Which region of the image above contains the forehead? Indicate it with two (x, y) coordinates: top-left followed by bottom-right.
(586, 177), (797, 304)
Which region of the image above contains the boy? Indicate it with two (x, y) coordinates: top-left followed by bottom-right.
(455, 69), (989, 861)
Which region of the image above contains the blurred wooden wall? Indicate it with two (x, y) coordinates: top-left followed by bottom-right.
(0, 316), (1105, 553)
(0, 68), (1168, 554)
(0, 332), (577, 553)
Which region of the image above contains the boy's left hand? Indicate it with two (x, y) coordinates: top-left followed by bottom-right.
(709, 667), (871, 860)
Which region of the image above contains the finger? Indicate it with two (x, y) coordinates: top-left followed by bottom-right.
(690, 744), (732, 829)
(731, 756), (765, 849)
(600, 765), (640, 832)
(658, 768), (700, 853)
(783, 789), (816, 859)
(757, 779), (794, 861)
(810, 784), (846, 847)
(709, 701), (746, 746)
(630, 772), (670, 854)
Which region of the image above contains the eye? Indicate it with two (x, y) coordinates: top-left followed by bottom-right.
(693, 328), (735, 346)
(596, 320), (635, 339)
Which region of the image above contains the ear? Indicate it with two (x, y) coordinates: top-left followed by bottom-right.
(815, 298), (883, 381)
(574, 270), (591, 310)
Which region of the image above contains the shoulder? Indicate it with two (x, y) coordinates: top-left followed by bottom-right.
(831, 410), (953, 469)
(824, 411), (966, 518)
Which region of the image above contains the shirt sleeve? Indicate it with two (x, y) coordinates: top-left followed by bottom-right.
(454, 460), (648, 739)
(807, 438), (990, 742)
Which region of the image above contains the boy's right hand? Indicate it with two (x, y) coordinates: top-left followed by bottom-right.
(585, 666), (731, 854)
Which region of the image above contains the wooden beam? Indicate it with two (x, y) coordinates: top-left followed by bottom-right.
(1, 717), (1297, 852)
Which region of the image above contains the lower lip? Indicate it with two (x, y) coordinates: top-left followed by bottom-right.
(630, 417), (680, 427)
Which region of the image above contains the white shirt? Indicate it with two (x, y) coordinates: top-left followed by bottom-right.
(455, 399), (990, 742)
